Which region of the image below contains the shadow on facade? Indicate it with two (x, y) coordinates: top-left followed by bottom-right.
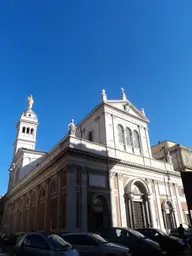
(1, 141), (121, 234)
(69, 141), (121, 232)
(181, 172), (192, 224)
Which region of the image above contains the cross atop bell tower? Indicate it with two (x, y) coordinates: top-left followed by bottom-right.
(13, 95), (38, 157)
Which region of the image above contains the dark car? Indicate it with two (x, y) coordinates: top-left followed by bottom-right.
(61, 232), (132, 256)
(136, 228), (185, 254)
(12, 232), (78, 256)
(0, 247), (9, 256)
(5, 233), (24, 246)
(170, 227), (192, 239)
(96, 227), (162, 256)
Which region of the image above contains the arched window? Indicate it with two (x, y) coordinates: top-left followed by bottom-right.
(117, 125), (124, 144)
(133, 130), (140, 149)
(24, 196), (29, 206)
(88, 131), (93, 142)
(31, 128), (34, 135)
(125, 128), (132, 147)
(39, 188), (45, 199)
(26, 127), (30, 134)
(50, 180), (57, 194)
(22, 127), (26, 133)
(31, 192), (36, 203)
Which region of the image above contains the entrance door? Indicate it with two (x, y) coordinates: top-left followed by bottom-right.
(166, 213), (175, 230)
(89, 195), (110, 232)
(133, 202), (145, 228)
(93, 211), (104, 231)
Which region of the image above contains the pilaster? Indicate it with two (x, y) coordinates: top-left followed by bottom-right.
(174, 184), (184, 224)
(118, 173), (127, 227)
(81, 167), (88, 232)
(109, 172), (117, 226)
(57, 171), (62, 231)
(66, 165), (76, 231)
(154, 182), (165, 230)
(44, 180), (50, 231)
(170, 185), (179, 226)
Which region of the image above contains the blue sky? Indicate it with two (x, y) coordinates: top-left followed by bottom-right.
(1, 1), (192, 194)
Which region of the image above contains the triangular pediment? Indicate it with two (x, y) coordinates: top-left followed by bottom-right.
(105, 100), (149, 122)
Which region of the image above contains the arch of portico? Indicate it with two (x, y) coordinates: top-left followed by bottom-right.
(124, 178), (153, 229)
(161, 200), (176, 231)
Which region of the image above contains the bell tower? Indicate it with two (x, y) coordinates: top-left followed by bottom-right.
(13, 95), (38, 157)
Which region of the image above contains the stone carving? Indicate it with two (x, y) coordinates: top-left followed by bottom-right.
(121, 87), (127, 100)
(68, 119), (76, 136)
(101, 89), (107, 101)
(118, 173), (123, 180)
(109, 171), (117, 178)
(141, 108), (145, 116)
(28, 95), (34, 109)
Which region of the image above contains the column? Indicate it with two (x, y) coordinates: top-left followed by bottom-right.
(146, 194), (155, 227)
(57, 171), (62, 231)
(118, 174), (127, 227)
(109, 172), (117, 226)
(66, 165), (76, 231)
(130, 197), (135, 229)
(174, 184), (185, 224)
(162, 209), (167, 230)
(148, 196), (157, 228)
(154, 182), (165, 230)
(126, 193), (133, 228)
(81, 167), (88, 232)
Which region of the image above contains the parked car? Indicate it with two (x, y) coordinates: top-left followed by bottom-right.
(96, 227), (162, 256)
(5, 233), (24, 247)
(12, 232), (78, 256)
(136, 228), (185, 254)
(0, 247), (9, 256)
(169, 227), (192, 239)
(60, 232), (132, 256)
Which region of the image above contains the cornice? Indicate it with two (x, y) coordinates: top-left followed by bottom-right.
(6, 145), (181, 201)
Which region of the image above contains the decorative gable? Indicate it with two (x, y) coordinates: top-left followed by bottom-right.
(105, 100), (148, 122)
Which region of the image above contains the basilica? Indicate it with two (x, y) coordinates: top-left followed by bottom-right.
(1, 89), (188, 233)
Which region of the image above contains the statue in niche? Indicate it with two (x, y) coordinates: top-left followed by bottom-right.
(68, 119), (76, 136)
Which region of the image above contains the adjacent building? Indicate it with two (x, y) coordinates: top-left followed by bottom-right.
(1, 89), (189, 234)
(152, 140), (192, 225)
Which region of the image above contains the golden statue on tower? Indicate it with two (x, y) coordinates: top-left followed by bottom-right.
(28, 95), (34, 109)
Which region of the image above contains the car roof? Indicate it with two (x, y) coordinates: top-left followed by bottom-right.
(62, 233), (95, 236)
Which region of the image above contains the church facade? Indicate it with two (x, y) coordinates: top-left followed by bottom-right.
(1, 90), (188, 234)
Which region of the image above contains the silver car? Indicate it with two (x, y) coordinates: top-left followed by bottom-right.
(12, 232), (79, 256)
(61, 233), (131, 256)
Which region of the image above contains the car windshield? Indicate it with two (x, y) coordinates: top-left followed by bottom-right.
(92, 234), (108, 243)
(127, 229), (145, 238)
(47, 234), (72, 251)
(156, 229), (168, 236)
